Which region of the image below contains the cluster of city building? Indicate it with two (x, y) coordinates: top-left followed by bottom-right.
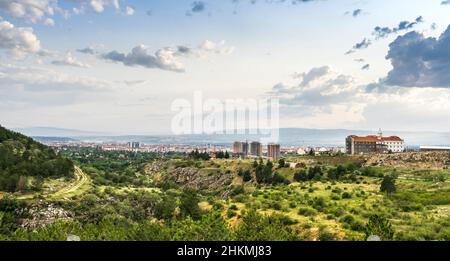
(42, 129), (450, 158)
(232, 141), (281, 160)
(48, 141), (229, 154)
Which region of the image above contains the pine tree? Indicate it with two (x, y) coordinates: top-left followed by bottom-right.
(364, 214), (394, 241)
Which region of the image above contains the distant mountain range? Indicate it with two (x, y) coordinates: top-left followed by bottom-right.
(14, 127), (450, 147)
(13, 127), (108, 137)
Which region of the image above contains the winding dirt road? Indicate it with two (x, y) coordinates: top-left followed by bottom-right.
(15, 166), (89, 200)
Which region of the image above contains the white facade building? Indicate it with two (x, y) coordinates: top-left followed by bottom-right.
(381, 139), (405, 153)
(377, 129), (405, 153)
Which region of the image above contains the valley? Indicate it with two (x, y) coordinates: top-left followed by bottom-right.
(1, 128), (450, 241)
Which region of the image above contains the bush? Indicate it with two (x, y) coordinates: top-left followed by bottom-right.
(340, 214), (355, 225)
(332, 188), (342, 194)
(318, 226), (337, 241)
(272, 172), (290, 185)
(229, 204), (238, 211)
(342, 192), (352, 199)
(294, 170), (307, 182)
(298, 207), (317, 217)
(226, 209), (237, 218)
(234, 210), (301, 241)
(331, 194), (341, 200)
(230, 185), (245, 196)
(242, 170), (252, 182)
(269, 201), (282, 211)
(154, 195), (177, 220)
(179, 189), (202, 220)
(397, 201), (424, 212)
(364, 214), (395, 241)
(312, 197), (328, 211)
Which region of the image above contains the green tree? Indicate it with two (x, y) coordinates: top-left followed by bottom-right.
(278, 158), (286, 168)
(364, 214), (394, 241)
(255, 160), (273, 184)
(252, 160), (258, 168)
(380, 175), (397, 194)
(294, 170), (307, 182)
(272, 172), (289, 185)
(242, 170), (252, 182)
(179, 189), (202, 220)
(154, 195), (177, 220)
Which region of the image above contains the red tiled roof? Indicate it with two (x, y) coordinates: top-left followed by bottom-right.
(350, 135), (403, 142)
(381, 136), (404, 142)
(352, 136), (379, 142)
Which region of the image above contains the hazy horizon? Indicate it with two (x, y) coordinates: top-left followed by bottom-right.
(12, 126), (450, 147)
(10, 125), (450, 137)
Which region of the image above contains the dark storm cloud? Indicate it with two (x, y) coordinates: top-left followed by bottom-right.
(384, 25), (450, 87)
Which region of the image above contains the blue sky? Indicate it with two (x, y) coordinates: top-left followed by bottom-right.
(1, 0), (450, 134)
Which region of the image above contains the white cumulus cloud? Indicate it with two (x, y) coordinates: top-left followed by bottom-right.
(0, 0), (56, 24)
(0, 19), (42, 59)
(51, 52), (91, 68)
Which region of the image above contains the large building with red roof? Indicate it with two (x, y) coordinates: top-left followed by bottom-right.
(346, 130), (405, 155)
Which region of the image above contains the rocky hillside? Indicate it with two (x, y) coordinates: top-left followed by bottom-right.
(365, 152), (450, 169)
(145, 160), (235, 193)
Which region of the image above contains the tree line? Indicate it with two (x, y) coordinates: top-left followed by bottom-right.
(0, 125), (74, 192)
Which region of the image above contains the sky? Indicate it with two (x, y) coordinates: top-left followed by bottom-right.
(1, 0), (450, 134)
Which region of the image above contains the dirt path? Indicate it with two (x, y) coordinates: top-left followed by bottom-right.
(16, 166), (89, 200)
(51, 166), (88, 197)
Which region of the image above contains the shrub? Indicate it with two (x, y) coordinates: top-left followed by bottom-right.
(298, 207), (317, 217)
(234, 210), (301, 241)
(289, 202), (297, 209)
(364, 214), (395, 241)
(332, 188), (342, 194)
(233, 194), (246, 203)
(227, 209), (237, 218)
(331, 194), (341, 200)
(270, 201), (282, 211)
(318, 226), (337, 241)
(272, 172), (290, 185)
(229, 204), (238, 211)
(230, 185), (245, 196)
(242, 170), (252, 182)
(179, 189), (202, 220)
(342, 192), (352, 199)
(312, 197), (328, 211)
(340, 214), (355, 225)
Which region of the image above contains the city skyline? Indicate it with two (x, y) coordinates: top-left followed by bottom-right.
(1, 0), (450, 134)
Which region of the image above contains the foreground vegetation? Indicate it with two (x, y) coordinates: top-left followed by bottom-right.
(1, 132), (450, 241)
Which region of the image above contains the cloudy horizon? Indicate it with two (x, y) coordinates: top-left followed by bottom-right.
(1, 0), (450, 135)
